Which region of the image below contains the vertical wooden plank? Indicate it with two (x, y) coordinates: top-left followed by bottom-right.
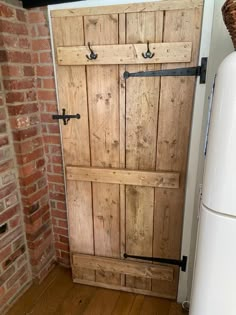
(152, 8), (202, 297)
(125, 11), (163, 290)
(52, 16), (95, 281)
(119, 13), (126, 287)
(84, 15), (121, 285)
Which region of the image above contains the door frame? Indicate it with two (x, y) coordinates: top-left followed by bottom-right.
(48, 0), (214, 302)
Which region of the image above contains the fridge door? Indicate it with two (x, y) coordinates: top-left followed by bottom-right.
(190, 204), (236, 315)
(202, 52), (236, 216)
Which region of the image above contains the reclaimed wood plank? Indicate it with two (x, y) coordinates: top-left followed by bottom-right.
(84, 14), (121, 286)
(66, 166), (179, 189)
(72, 254), (173, 281)
(51, 16), (95, 282)
(51, 0), (203, 18)
(125, 10), (163, 291)
(57, 42), (192, 65)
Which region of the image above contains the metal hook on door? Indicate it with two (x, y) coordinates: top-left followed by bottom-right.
(142, 41), (155, 59)
(86, 42), (98, 60)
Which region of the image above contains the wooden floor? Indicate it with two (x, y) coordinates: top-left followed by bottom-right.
(7, 266), (188, 315)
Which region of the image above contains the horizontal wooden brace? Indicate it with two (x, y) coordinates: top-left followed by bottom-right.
(72, 253), (173, 281)
(51, 0), (203, 18)
(57, 42), (192, 66)
(66, 166), (179, 189)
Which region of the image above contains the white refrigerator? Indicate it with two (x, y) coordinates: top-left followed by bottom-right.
(190, 52), (236, 315)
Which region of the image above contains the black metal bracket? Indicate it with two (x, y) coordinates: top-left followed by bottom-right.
(124, 57), (208, 84)
(52, 108), (80, 125)
(124, 253), (188, 272)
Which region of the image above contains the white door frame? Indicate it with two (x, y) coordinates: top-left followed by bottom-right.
(48, 0), (214, 302)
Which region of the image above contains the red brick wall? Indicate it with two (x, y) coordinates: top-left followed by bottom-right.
(0, 0), (70, 312)
(28, 8), (69, 267)
(0, 3), (32, 313)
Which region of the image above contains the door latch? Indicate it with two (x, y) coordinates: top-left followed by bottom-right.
(52, 108), (80, 125)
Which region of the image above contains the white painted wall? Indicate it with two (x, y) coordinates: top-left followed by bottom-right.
(178, 0), (234, 302)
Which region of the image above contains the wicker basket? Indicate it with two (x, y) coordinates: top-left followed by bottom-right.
(222, 0), (236, 49)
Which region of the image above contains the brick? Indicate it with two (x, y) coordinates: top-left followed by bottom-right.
(0, 122), (7, 133)
(37, 65), (54, 77)
(40, 52), (52, 64)
(0, 50), (7, 63)
(1, 227), (22, 249)
(19, 37), (30, 49)
(8, 103), (38, 116)
(1, 65), (22, 77)
(0, 266), (15, 286)
(40, 113), (56, 124)
(17, 147), (44, 164)
(0, 136), (8, 147)
(0, 4), (14, 18)
(13, 126), (38, 141)
(0, 20), (28, 35)
(0, 284), (19, 308)
(7, 51), (31, 64)
(37, 24), (49, 37)
(28, 11), (46, 24)
(22, 186), (48, 206)
(0, 160), (14, 173)
(26, 223), (49, 242)
(20, 169), (44, 186)
(0, 147), (11, 161)
(47, 124), (59, 134)
(3, 245), (25, 270)
(43, 78), (55, 89)
(26, 90), (37, 102)
(13, 236), (25, 251)
(1, 170), (15, 185)
(24, 66), (35, 76)
(32, 39), (51, 51)
(0, 205), (18, 225)
(0, 287), (5, 299)
(6, 92), (24, 104)
(4, 79), (35, 91)
(55, 241), (69, 252)
(0, 245), (12, 263)
(0, 182), (16, 199)
(5, 192), (18, 208)
(51, 209), (67, 220)
(0, 34), (18, 48)
(21, 184), (37, 197)
(9, 215), (21, 229)
(43, 135), (60, 145)
(54, 227), (68, 237)
(16, 9), (27, 22)
(7, 265), (27, 289)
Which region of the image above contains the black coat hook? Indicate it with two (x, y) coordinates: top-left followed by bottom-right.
(86, 42), (98, 60)
(142, 41), (155, 59)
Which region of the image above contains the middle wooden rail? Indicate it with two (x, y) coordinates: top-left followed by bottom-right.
(66, 166), (180, 189)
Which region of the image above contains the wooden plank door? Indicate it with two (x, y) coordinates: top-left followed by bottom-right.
(51, 0), (203, 299)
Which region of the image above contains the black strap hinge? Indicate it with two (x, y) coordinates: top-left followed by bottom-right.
(124, 253), (188, 272)
(124, 57), (208, 84)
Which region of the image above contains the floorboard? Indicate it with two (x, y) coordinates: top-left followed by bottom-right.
(6, 266), (188, 315)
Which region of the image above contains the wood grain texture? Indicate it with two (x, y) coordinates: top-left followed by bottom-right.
(57, 42), (192, 65)
(52, 16), (95, 282)
(51, 0), (203, 17)
(152, 7), (203, 297)
(84, 14), (121, 286)
(72, 254), (173, 281)
(66, 166), (180, 189)
(7, 266), (187, 315)
(125, 10), (163, 291)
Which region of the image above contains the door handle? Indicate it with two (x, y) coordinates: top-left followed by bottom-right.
(52, 108), (80, 125)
